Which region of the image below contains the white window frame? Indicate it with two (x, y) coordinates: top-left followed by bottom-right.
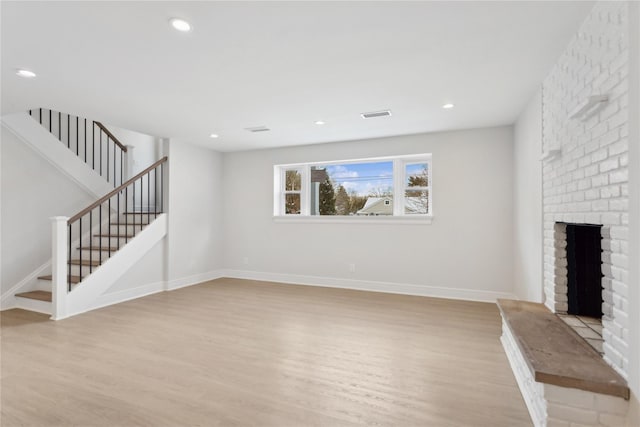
(274, 166), (309, 215)
(398, 158), (432, 216)
(274, 154), (432, 224)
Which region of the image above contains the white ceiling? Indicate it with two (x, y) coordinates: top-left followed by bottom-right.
(1, 1), (594, 152)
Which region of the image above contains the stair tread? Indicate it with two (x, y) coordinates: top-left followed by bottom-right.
(79, 246), (119, 251)
(38, 274), (82, 284)
(123, 212), (163, 214)
(94, 234), (135, 237)
(15, 291), (52, 302)
(69, 259), (101, 266)
(110, 222), (147, 226)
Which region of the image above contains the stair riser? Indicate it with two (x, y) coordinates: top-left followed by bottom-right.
(68, 264), (99, 277)
(121, 214), (160, 224)
(34, 281), (52, 292)
(42, 221), (159, 285)
(73, 249), (111, 267)
(110, 224), (146, 234)
(15, 297), (52, 315)
(77, 249), (117, 259)
(93, 236), (129, 247)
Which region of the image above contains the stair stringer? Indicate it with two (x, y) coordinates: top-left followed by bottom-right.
(62, 214), (167, 319)
(1, 112), (113, 199)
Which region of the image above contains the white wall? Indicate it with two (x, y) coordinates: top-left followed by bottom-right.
(95, 137), (225, 297)
(166, 141), (224, 288)
(105, 124), (161, 210)
(222, 126), (515, 301)
(1, 125), (95, 293)
(105, 124), (160, 175)
(513, 89), (543, 302)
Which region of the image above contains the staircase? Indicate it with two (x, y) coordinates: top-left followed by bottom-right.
(28, 108), (128, 188)
(15, 212), (158, 307)
(6, 109), (168, 319)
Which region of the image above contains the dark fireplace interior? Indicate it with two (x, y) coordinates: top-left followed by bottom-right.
(566, 224), (603, 318)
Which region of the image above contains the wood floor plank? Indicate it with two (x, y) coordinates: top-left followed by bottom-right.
(1, 278), (532, 426)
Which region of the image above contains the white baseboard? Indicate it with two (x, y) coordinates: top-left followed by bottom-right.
(219, 269), (517, 303)
(165, 269), (225, 291)
(67, 269), (225, 317)
(4, 267), (515, 319)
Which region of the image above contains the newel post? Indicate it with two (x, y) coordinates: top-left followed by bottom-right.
(51, 216), (68, 320)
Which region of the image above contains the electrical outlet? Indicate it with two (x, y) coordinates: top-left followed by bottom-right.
(348, 263), (356, 273)
(242, 257), (249, 265)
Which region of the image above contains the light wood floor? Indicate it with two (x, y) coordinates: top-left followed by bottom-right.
(1, 278), (531, 426)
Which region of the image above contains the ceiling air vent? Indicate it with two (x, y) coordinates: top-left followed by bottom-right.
(361, 110), (392, 119)
(245, 126), (270, 133)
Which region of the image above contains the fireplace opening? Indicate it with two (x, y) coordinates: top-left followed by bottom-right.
(566, 224), (603, 318)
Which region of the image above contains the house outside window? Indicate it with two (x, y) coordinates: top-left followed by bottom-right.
(274, 154), (432, 219)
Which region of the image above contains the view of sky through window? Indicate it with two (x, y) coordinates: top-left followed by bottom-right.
(322, 161), (393, 196)
(277, 155), (430, 217)
(406, 163), (428, 185)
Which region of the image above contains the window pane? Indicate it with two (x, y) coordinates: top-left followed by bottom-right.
(285, 170), (301, 191)
(405, 189), (428, 214)
(285, 194), (301, 214)
(310, 167), (334, 215)
(406, 163), (428, 187)
(311, 161), (393, 216)
(275, 156), (430, 218)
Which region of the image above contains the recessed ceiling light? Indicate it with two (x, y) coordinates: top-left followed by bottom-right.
(315, 120), (325, 125)
(16, 69), (36, 78)
(209, 133), (219, 138)
(442, 103), (455, 109)
(170, 18), (192, 32)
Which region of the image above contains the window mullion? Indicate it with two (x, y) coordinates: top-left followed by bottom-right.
(276, 166), (284, 216)
(393, 158), (403, 216)
(301, 164), (310, 216)
(428, 158), (433, 216)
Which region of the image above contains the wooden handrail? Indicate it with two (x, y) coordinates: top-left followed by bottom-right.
(68, 156), (167, 224)
(94, 122), (128, 152)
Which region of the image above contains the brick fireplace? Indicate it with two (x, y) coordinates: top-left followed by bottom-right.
(542, 1), (630, 379)
(553, 222), (606, 354)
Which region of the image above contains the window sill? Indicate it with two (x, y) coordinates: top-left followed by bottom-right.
(272, 215), (433, 225)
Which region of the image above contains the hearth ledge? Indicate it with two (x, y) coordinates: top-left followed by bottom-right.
(498, 299), (630, 427)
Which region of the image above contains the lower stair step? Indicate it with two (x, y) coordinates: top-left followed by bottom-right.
(123, 212), (163, 215)
(78, 246), (118, 252)
(69, 259), (101, 266)
(38, 274), (82, 284)
(15, 291), (52, 302)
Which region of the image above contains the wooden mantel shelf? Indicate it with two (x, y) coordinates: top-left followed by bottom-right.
(497, 299), (629, 400)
